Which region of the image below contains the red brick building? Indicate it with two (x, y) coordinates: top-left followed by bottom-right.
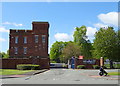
(9, 22), (49, 58)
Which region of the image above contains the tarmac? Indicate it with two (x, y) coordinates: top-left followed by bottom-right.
(0, 69), (119, 81)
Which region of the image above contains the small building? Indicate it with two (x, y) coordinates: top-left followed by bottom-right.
(9, 22), (49, 58)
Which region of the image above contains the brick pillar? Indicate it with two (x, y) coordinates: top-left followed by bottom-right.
(100, 57), (104, 66)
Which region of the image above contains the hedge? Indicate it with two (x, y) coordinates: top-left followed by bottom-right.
(113, 64), (120, 69)
(104, 64), (110, 69)
(93, 65), (100, 69)
(17, 64), (40, 70)
(77, 65), (86, 69)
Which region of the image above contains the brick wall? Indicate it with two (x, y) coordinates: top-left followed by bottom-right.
(0, 58), (50, 69)
(9, 22), (49, 58)
(75, 59), (100, 69)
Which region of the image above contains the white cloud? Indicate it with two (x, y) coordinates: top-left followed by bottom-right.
(54, 33), (72, 42)
(13, 23), (23, 27)
(0, 38), (6, 42)
(86, 27), (97, 41)
(98, 12), (118, 26)
(0, 26), (9, 33)
(2, 22), (23, 27)
(94, 23), (108, 28)
(2, 22), (11, 25)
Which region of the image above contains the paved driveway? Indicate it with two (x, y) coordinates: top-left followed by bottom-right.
(1, 69), (119, 84)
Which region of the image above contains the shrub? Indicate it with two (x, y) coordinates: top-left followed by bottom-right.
(113, 64), (120, 69)
(62, 64), (67, 68)
(104, 64), (110, 69)
(93, 65), (100, 69)
(77, 65), (86, 69)
(17, 64), (40, 70)
(50, 61), (57, 63)
(103, 66), (107, 69)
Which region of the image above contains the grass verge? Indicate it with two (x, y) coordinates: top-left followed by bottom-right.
(108, 72), (120, 75)
(0, 69), (35, 75)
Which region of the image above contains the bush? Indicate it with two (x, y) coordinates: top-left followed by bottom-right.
(103, 66), (107, 69)
(77, 65), (86, 69)
(113, 64), (120, 69)
(50, 61), (57, 63)
(17, 64), (40, 70)
(62, 64), (67, 68)
(93, 65), (100, 69)
(104, 64), (110, 69)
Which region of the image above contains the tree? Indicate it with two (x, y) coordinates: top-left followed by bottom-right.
(93, 27), (118, 61)
(61, 42), (81, 63)
(116, 30), (120, 61)
(0, 52), (2, 58)
(50, 41), (67, 63)
(0, 50), (9, 58)
(4, 50), (9, 58)
(73, 26), (92, 58)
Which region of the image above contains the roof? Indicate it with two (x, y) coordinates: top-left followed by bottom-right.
(32, 21), (49, 24)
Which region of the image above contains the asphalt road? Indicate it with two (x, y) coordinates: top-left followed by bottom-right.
(1, 69), (119, 84)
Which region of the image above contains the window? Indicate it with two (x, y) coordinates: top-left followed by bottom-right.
(24, 47), (27, 54)
(42, 35), (46, 43)
(14, 47), (18, 54)
(15, 37), (18, 44)
(16, 30), (18, 32)
(35, 35), (39, 43)
(24, 37), (27, 44)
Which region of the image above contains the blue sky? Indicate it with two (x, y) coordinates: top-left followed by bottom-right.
(0, 2), (118, 53)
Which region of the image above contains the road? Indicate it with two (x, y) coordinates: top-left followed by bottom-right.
(1, 69), (119, 84)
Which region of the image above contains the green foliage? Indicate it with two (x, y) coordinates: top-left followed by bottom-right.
(93, 65), (100, 69)
(105, 63), (120, 69)
(50, 41), (68, 63)
(104, 64), (110, 69)
(77, 65), (86, 69)
(17, 64), (40, 70)
(103, 66), (107, 69)
(61, 42), (81, 63)
(108, 72), (120, 75)
(73, 26), (87, 44)
(0, 69), (34, 75)
(113, 64), (120, 69)
(62, 64), (67, 68)
(116, 30), (120, 61)
(73, 26), (93, 58)
(50, 60), (57, 63)
(93, 27), (118, 61)
(0, 50), (9, 58)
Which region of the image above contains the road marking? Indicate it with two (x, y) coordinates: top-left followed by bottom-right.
(25, 75), (33, 80)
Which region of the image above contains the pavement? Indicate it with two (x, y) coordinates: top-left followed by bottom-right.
(80, 69), (119, 80)
(0, 69), (49, 79)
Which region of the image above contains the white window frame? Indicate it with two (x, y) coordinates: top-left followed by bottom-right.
(35, 35), (39, 43)
(24, 37), (27, 44)
(24, 47), (27, 54)
(14, 47), (18, 54)
(42, 35), (46, 43)
(15, 36), (18, 44)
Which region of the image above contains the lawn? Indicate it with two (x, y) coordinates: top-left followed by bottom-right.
(108, 72), (120, 75)
(0, 69), (35, 75)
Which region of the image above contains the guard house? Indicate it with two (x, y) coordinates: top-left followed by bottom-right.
(9, 22), (49, 58)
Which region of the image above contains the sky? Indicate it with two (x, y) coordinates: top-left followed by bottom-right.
(0, 2), (118, 53)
